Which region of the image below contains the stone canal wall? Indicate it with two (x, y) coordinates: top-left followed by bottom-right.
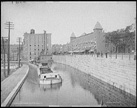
(53, 55), (136, 96)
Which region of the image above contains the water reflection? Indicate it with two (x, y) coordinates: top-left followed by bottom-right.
(54, 63), (103, 104)
(39, 83), (62, 92)
(11, 62), (100, 106)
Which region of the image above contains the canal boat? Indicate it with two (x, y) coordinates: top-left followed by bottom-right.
(40, 81), (62, 91)
(38, 63), (62, 85)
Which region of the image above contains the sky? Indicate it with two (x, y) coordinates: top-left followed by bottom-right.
(1, 1), (136, 45)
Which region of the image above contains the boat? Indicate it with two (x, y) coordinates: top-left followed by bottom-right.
(39, 81), (62, 91)
(37, 63), (62, 85)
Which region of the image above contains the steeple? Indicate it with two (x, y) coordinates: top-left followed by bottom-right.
(94, 22), (103, 30)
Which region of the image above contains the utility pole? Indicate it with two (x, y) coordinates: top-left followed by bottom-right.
(17, 37), (22, 68)
(134, 18), (136, 60)
(1, 37), (8, 77)
(5, 21), (14, 76)
(2, 37), (6, 77)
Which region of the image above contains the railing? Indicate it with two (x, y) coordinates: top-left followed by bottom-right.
(53, 52), (135, 61)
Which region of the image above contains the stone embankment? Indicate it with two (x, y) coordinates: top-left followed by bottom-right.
(1, 64), (29, 107)
(53, 55), (136, 97)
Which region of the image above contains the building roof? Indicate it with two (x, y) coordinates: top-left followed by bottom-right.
(71, 32), (95, 44)
(71, 32), (76, 37)
(94, 22), (103, 30)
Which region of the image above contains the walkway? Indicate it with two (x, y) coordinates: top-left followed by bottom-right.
(1, 64), (29, 107)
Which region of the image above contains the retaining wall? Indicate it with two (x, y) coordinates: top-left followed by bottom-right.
(1, 64), (29, 106)
(53, 55), (136, 96)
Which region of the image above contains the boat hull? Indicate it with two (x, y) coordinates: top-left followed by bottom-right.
(39, 78), (62, 85)
(39, 74), (62, 85)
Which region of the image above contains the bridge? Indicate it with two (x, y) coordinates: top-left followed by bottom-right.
(1, 54), (136, 107)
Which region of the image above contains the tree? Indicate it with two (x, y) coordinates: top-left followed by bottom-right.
(105, 24), (135, 54)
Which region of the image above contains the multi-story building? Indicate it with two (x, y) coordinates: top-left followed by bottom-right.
(23, 29), (52, 61)
(52, 22), (107, 54)
(70, 22), (106, 53)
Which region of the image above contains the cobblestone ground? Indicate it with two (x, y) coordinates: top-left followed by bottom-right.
(55, 63), (136, 107)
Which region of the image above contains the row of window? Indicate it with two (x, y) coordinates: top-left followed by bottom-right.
(72, 41), (96, 47)
(30, 45), (44, 46)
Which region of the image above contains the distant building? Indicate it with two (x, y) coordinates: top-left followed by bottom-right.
(1, 40), (22, 61)
(23, 29), (52, 61)
(1, 38), (8, 54)
(1, 54), (7, 62)
(10, 44), (22, 61)
(52, 22), (107, 54)
(52, 44), (63, 54)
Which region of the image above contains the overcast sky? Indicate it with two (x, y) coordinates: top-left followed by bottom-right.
(1, 1), (136, 45)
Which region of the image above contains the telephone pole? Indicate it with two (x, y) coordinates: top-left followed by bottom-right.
(134, 18), (136, 60)
(5, 21), (14, 76)
(17, 37), (22, 68)
(1, 37), (8, 77)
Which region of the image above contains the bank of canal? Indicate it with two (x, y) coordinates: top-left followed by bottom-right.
(11, 62), (136, 107)
(11, 63), (100, 106)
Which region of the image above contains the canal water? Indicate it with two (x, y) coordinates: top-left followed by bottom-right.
(11, 63), (101, 106)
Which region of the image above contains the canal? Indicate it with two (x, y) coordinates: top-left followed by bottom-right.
(11, 62), (101, 106)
